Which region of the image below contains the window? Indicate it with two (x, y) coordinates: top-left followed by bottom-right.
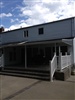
(24, 30), (28, 37)
(38, 28), (44, 35)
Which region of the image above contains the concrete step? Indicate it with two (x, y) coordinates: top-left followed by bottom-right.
(71, 67), (75, 75)
(3, 67), (49, 73)
(1, 69), (49, 76)
(54, 66), (71, 81)
(0, 68), (50, 81)
(0, 72), (50, 81)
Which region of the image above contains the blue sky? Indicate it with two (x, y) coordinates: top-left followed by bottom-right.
(0, 0), (75, 31)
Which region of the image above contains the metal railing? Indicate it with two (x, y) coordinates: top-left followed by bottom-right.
(50, 53), (57, 82)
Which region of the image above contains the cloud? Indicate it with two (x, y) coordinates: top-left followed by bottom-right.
(10, 18), (19, 23)
(20, 0), (75, 24)
(0, 13), (12, 18)
(5, 22), (28, 31)
(5, 0), (75, 31)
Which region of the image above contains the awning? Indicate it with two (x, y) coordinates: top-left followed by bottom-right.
(62, 39), (72, 46)
(0, 41), (27, 48)
(0, 39), (72, 48)
(25, 39), (73, 46)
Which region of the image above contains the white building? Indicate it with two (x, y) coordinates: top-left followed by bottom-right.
(0, 17), (75, 81)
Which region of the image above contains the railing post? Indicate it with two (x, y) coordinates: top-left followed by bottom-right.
(65, 52), (68, 66)
(49, 60), (53, 82)
(59, 52), (62, 71)
(56, 55), (57, 69)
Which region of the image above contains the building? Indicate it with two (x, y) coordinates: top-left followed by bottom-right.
(0, 17), (75, 81)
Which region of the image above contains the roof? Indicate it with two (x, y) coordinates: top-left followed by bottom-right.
(2, 16), (75, 34)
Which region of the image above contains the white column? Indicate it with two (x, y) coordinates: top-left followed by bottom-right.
(25, 45), (27, 68)
(73, 38), (75, 67)
(55, 43), (56, 54)
(68, 46), (73, 64)
(59, 46), (61, 54)
(59, 52), (62, 71)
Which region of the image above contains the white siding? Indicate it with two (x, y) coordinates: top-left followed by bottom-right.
(1, 18), (73, 44)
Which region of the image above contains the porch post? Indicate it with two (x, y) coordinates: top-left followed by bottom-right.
(59, 46), (61, 54)
(59, 52), (62, 71)
(73, 38), (75, 66)
(55, 43), (56, 54)
(25, 45), (27, 68)
(72, 38), (75, 75)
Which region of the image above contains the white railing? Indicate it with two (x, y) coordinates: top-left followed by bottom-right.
(50, 53), (57, 82)
(58, 53), (71, 71)
(0, 55), (4, 67)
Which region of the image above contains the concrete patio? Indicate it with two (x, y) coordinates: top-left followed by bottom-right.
(0, 75), (75, 100)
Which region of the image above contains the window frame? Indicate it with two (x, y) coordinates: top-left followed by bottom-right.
(24, 30), (28, 37)
(38, 28), (44, 35)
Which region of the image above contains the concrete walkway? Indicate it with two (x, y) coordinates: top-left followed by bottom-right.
(0, 75), (75, 100)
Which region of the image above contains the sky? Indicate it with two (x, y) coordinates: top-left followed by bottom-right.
(0, 0), (75, 31)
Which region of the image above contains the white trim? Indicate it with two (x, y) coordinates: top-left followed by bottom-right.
(73, 38), (75, 65)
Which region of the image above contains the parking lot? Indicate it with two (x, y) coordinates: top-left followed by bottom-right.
(0, 75), (75, 100)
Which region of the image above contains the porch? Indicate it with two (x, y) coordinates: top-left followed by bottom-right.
(0, 52), (72, 81)
(0, 39), (73, 81)
(2, 41), (71, 66)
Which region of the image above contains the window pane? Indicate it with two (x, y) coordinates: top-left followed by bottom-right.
(24, 30), (28, 37)
(39, 28), (44, 35)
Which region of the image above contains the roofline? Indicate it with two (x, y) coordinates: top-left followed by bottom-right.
(1, 37), (73, 46)
(1, 16), (75, 34)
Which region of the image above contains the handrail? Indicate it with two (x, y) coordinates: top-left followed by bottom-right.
(50, 53), (57, 82)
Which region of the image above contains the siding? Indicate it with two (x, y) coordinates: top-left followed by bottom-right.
(1, 18), (74, 44)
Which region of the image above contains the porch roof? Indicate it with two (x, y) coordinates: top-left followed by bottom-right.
(0, 41), (27, 48)
(62, 39), (72, 46)
(0, 39), (72, 48)
(26, 39), (72, 46)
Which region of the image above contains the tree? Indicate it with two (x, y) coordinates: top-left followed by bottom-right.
(0, 27), (4, 33)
